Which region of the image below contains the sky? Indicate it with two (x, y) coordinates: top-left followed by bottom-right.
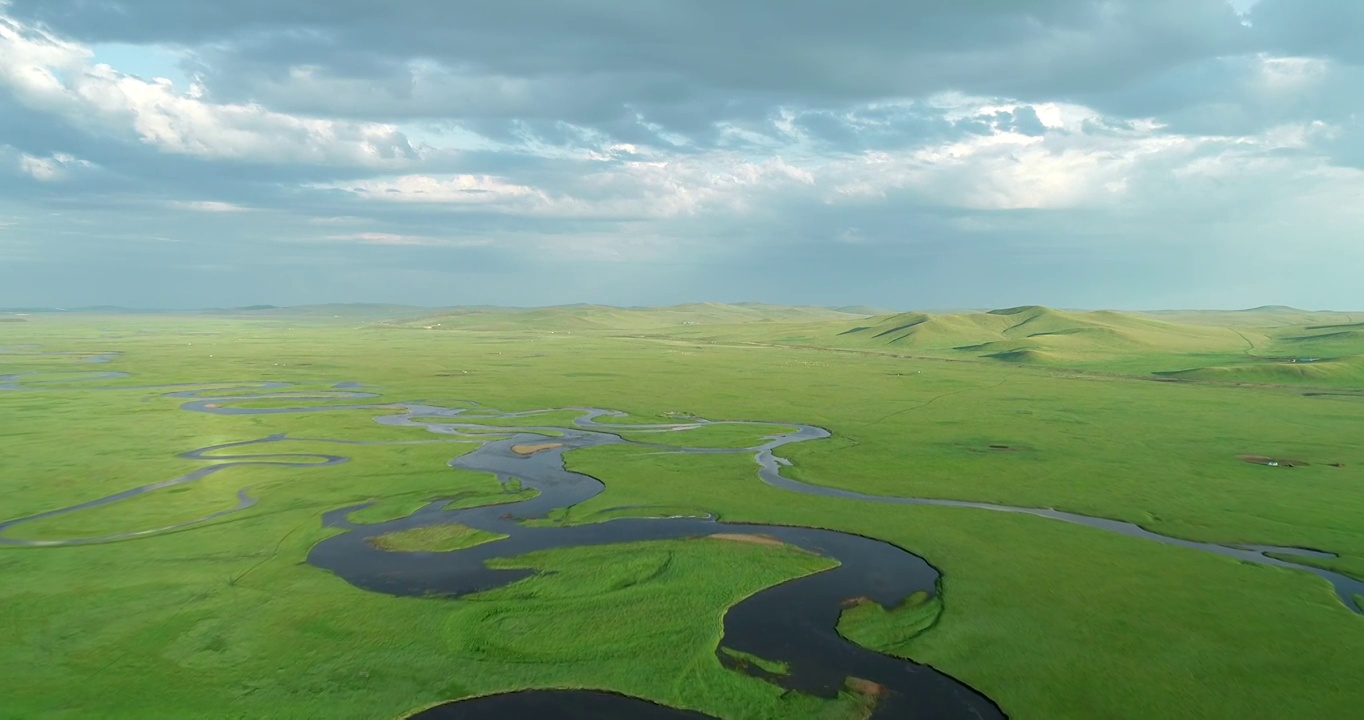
(1, 0), (1362, 310)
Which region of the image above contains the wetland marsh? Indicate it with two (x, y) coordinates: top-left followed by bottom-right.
(3, 307), (1363, 719)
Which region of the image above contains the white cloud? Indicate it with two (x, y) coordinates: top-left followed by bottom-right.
(325, 232), (435, 245)
(323, 154), (819, 220)
(836, 228), (867, 244)
(753, 113), (1180, 212)
(1256, 55), (1328, 91)
(318, 103), (1361, 223)
(308, 215), (369, 225)
(14, 151), (93, 181)
(320, 231), (493, 248)
(17, 154), (62, 181)
(328, 174), (545, 207)
(169, 200), (251, 212)
(0, 12), (424, 167)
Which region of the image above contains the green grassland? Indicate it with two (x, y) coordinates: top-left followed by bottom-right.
(836, 591), (943, 656)
(2, 304), (1363, 719)
(368, 524), (508, 552)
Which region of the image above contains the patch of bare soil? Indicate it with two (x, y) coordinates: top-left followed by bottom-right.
(847, 677), (886, 698)
(510, 442), (563, 456)
(708, 533), (784, 547)
(845, 676), (888, 719)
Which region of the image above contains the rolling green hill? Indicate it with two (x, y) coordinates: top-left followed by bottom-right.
(650, 305), (1247, 362)
(1155, 356), (1364, 385)
(834, 306), (1245, 359)
(1271, 322), (1364, 357)
(14, 301), (1364, 384)
(1142, 306), (1361, 328)
(630, 305), (1364, 383)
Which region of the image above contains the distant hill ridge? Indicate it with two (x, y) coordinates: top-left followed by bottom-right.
(392, 302), (877, 331)
(826, 305), (1246, 363)
(2, 302), (1356, 315)
(9, 301), (1363, 374)
(639, 305), (1364, 380)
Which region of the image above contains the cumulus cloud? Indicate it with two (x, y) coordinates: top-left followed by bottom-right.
(0, 12), (422, 167)
(14, 150), (92, 180)
(1, 0), (1362, 308)
(169, 200), (250, 212)
(323, 232), (443, 246)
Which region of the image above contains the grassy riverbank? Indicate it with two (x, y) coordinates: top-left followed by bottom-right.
(2, 307), (1363, 719)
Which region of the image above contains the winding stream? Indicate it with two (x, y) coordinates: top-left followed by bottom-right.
(309, 425), (1003, 719)
(2, 355), (1362, 719)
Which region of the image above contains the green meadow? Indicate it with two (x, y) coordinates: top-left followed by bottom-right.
(1, 304), (1363, 719)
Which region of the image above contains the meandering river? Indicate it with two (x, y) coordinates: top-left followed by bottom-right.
(3, 355), (1362, 719)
